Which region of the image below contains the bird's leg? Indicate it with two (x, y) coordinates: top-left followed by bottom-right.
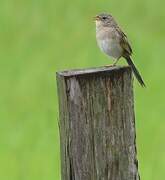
(113, 58), (120, 66)
(105, 58), (120, 67)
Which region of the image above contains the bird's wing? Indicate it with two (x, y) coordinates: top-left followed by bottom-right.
(116, 27), (133, 55)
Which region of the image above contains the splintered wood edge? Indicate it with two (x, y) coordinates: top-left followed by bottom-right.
(56, 66), (131, 77)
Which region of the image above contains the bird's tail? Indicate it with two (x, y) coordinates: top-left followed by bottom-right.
(124, 55), (145, 87)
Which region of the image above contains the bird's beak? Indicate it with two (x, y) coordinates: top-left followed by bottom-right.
(93, 15), (100, 21)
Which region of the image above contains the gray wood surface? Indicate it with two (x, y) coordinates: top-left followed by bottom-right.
(56, 66), (140, 180)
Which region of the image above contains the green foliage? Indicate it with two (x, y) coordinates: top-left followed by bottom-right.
(0, 0), (164, 179)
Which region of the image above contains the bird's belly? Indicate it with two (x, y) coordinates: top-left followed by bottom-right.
(98, 38), (123, 59)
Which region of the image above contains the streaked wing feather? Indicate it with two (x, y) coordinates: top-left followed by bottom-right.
(116, 27), (133, 55)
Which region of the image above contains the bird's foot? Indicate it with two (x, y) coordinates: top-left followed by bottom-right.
(104, 64), (116, 67)
(105, 59), (119, 67)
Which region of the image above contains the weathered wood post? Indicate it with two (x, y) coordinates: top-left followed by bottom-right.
(56, 66), (140, 180)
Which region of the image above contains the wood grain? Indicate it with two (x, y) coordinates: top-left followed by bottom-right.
(56, 66), (140, 180)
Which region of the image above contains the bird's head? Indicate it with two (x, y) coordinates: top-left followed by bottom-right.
(94, 13), (115, 28)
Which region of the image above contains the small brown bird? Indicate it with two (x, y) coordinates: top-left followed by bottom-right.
(95, 13), (145, 87)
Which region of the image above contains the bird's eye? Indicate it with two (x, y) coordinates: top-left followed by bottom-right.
(102, 16), (107, 20)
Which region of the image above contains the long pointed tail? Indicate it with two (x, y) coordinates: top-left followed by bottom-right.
(124, 56), (145, 87)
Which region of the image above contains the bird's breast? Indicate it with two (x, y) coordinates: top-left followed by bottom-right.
(96, 29), (123, 59)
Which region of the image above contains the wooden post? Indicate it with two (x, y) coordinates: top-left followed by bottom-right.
(56, 66), (140, 180)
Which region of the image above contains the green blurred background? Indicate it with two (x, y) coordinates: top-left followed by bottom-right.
(0, 0), (165, 179)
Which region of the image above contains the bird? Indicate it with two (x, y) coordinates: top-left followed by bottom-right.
(94, 13), (145, 87)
